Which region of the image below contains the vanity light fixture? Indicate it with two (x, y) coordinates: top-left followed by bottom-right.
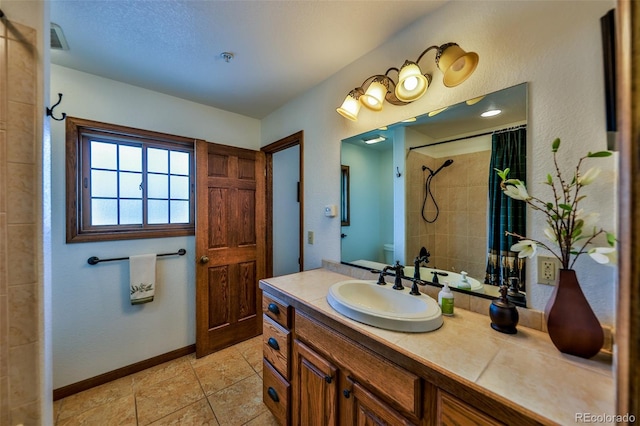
(336, 42), (479, 121)
(481, 109), (502, 117)
(363, 136), (386, 144)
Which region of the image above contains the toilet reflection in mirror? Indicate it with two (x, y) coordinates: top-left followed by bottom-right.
(340, 83), (528, 302)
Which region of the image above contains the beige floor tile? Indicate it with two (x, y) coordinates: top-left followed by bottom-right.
(52, 399), (61, 424)
(243, 409), (280, 426)
(57, 394), (136, 426)
(135, 370), (205, 425)
(208, 374), (267, 426)
(236, 339), (263, 372)
(193, 348), (256, 395)
(132, 355), (194, 392)
(57, 376), (133, 421)
(148, 398), (219, 425)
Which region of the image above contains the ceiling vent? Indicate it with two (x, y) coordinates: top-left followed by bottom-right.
(50, 23), (69, 50)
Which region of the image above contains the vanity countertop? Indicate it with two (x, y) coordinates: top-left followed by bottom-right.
(259, 268), (615, 426)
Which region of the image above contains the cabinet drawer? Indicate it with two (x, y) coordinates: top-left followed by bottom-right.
(262, 292), (292, 329)
(437, 390), (503, 426)
(295, 311), (422, 420)
(263, 359), (290, 426)
(263, 314), (291, 379)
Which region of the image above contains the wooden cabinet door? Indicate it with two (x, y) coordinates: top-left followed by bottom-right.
(292, 339), (338, 426)
(343, 379), (416, 426)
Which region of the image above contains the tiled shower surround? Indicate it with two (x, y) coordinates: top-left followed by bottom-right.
(406, 148), (491, 281)
(0, 18), (42, 425)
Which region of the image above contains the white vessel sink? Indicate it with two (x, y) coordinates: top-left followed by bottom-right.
(326, 280), (443, 332)
(403, 267), (485, 293)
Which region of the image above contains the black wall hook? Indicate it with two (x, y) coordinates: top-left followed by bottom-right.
(46, 93), (67, 121)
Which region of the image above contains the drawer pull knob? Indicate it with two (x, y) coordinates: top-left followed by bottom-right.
(325, 375), (332, 384)
(343, 389), (351, 398)
(267, 337), (280, 350)
(267, 303), (280, 315)
(267, 387), (279, 402)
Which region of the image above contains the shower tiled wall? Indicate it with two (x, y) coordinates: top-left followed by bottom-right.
(406, 150), (490, 281)
(0, 18), (42, 425)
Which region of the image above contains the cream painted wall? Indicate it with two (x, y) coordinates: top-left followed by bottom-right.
(49, 65), (261, 388)
(261, 1), (617, 325)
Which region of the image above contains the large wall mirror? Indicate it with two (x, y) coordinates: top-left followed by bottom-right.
(341, 83), (528, 302)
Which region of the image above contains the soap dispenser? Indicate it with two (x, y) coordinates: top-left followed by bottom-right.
(458, 271), (471, 290)
(438, 282), (454, 316)
(489, 285), (519, 334)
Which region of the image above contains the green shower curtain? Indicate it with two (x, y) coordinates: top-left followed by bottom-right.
(485, 126), (527, 291)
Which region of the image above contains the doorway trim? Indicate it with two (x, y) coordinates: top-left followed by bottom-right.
(262, 131), (304, 278)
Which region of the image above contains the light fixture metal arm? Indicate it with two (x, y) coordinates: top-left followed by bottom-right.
(414, 45), (440, 65)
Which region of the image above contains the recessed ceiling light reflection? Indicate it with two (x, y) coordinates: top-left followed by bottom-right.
(481, 109), (502, 117)
(363, 136), (386, 145)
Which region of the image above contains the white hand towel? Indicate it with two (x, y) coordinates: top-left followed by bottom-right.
(130, 254), (156, 305)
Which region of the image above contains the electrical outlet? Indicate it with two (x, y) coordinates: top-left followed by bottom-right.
(307, 231), (314, 245)
(537, 255), (558, 285)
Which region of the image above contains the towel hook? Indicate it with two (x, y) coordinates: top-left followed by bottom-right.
(46, 93), (67, 121)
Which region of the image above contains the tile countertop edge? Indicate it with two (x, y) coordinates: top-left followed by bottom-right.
(259, 268), (615, 426)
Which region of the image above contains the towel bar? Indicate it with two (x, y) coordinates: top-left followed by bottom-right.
(87, 249), (186, 265)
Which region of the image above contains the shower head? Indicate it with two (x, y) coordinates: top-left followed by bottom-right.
(432, 159), (454, 176)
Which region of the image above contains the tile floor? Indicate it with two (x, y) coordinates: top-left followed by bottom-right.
(52, 336), (279, 425)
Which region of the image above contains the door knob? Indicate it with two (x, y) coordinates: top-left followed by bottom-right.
(199, 256), (209, 264)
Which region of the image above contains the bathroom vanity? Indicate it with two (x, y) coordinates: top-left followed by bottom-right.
(259, 268), (614, 425)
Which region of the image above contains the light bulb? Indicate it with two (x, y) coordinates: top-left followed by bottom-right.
(403, 76), (418, 91)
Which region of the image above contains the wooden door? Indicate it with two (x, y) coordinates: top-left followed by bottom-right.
(195, 140), (266, 358)
(292, 339), (338, 426)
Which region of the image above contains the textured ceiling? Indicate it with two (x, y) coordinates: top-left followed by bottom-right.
(50, 0), (448, 119)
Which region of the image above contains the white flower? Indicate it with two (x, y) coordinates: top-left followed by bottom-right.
(588, 247), (617, 265)
(577, 167), (601, 186)
(511, 240), (537, 258)
(503, 183), (531, 201)
(543, 226), (557, 243)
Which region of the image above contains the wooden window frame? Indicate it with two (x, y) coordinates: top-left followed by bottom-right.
(66, 117), (195, 243)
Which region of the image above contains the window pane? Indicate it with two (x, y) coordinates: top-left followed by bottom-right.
(170, 175), (189, 199)
(119, 145), (142, 172)
(148, 200), (168, 224)
(120, 200), (142, 224)
(91, 170), (117, 197)
(91, 141), (117, 169)
(119, 172), (143, 198)
(170, 151), (190, 175)
(148, 148), (168, 173)
(170, 200), (189, 223)
(148, 174), (168, 198)
(92, 199), (118, 225)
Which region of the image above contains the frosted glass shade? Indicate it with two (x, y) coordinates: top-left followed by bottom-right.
(437, 44), (479, 87)
(359, 79), (388, 111)
(395, 61), (429, 102)
(336, 93), (361, 121)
